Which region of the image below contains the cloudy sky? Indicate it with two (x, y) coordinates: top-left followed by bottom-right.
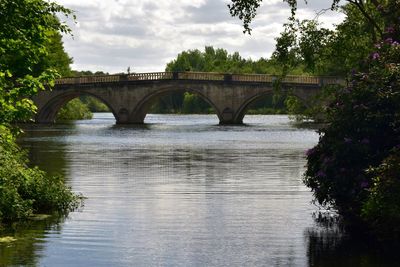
(56, 0), (346, 74)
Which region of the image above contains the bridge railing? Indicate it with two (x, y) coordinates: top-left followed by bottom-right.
(126, 72), (173, 81)
(55, 71), (345, 86)
(55, 75), (122, 84)
(178, 72), (225, 81)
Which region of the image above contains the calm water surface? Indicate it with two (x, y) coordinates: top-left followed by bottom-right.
(1, 114), (397, 266)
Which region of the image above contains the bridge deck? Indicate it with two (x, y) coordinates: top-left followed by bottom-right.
(56, 71), (344, 86)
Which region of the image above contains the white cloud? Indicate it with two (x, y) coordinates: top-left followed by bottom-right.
(57, 0), (345, 74)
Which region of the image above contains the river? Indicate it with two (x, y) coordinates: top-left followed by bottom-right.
(0, 113), (397, 266)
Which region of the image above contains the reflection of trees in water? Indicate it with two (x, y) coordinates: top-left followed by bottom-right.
(305, 213), (400, 267)
(0, 216), (65, 266)
(19, 124), (70, 177)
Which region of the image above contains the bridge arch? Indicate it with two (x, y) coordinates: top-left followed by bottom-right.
(36, 91), (118, 123)
(128, 85), (222, 124)
(234, 89), (311, 123)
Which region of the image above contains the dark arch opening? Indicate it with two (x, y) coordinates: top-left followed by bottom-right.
(37, 92), (117, 124)
(235, 91), (309, 124)
(131, 88), (220, 124)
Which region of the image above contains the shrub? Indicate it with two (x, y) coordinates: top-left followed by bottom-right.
(303, 22), (400, 237)
(0, 128), (81, 223)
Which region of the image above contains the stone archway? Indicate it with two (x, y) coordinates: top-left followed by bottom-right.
(234, 90), (275, 124)
(128, 86), (223, 124)
(234, 89), (311, 124)
(36, 91), (118, 123)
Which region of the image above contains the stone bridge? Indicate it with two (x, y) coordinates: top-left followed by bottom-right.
(33, 71), (344, 124)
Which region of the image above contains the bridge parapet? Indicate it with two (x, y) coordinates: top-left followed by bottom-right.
(55, 71), (345, 87)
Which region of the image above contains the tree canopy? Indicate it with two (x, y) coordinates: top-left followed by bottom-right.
(0, 0), (75, 127)
(229, 0), (390, 36)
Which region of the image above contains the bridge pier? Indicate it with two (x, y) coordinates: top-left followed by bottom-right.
(218, 107), (243, 125)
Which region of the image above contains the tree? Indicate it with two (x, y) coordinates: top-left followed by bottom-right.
(35, 31), (73, 77)
(0, 0), (75, 126)
(304, 25), (400, 234)
(229, 0), (388, 37)
(271, 3), (385, 123)
(272, 4), (379, 76)
(0, 0), (80, 223)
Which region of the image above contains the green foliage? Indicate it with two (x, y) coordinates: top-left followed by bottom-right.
(166, 46), (296, 74)
(0, 0), (74, 124)
(228, 0), (262, 34)
(362, 149), (400, 240)
(230, 1), (383, 76)
(71, 70), (109, 76)
(35, 31), (73, 77)
(0, 0), (74, 77)
(55, 96), (110, 121)
(0, 128), (81, 223)
(82, 96), (110, 112)
(285, 85), (341, 123)
(182, 92), (212, 114)
(229, 1), (385, 39)
(273, 7), (375, 76)
(273, 3), (390, 123)
(56, 98), (93, 121)
(284, 95), (307, 121)
(304, 17), (400, 238)
(0, 0), (80, 224)
(0, 70), (58, 125)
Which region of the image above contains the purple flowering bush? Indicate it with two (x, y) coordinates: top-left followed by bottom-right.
(304, 17), (400, 239)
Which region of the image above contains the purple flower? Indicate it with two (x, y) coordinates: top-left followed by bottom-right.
(386, 26), (395, 33)
(305, 148), (316, 156)
(317, 170), (327, 178)
(371, 52), (380, 60)
(361, 181), (369, 189)
(344, 137), (352, 144)
(392, 41), (399, 46)
(323, 157), (331, 164)
(361, 138), (370, 144)
(385, 38), (393, 44)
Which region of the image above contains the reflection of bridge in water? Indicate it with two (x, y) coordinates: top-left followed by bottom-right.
(33, 72), (344, 124)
